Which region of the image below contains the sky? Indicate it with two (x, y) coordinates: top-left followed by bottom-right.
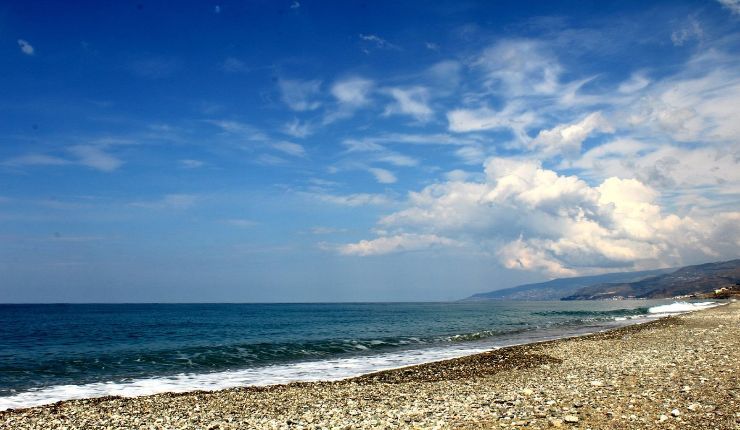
(1, 0), (739, 302)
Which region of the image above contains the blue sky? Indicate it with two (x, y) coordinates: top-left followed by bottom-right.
(1, 0), (739, 302)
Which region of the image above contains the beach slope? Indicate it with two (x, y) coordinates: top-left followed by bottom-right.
(2, 303), (738, 429)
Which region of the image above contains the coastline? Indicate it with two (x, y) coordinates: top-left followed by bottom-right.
(2, 302), (738, 429)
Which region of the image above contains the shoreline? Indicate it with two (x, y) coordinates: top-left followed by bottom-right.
(2, 301), (738, 429)
(0, 303), (690, 412)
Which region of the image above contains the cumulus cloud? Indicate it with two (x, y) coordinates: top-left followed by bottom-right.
(529, 112), (614, 158)
(339, 158), (740, 277)
(278, 79), (322, 111)
(17, 39), (34, 55)
(383, 87), (433, 122)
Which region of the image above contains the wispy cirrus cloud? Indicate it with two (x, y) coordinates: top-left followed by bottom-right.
(272, 141), (306, 158)
(128, 56), (181, 79)
(3, 146), (123, 172)
(717, 0), (740, 15)
(367, 167), (397, 184)
(305, 192), (393, 207)
(383, 86), (433, 122)
(278, 79), (322, 111)
(131, 194), (198, 210)
(359, 34), (401, 52)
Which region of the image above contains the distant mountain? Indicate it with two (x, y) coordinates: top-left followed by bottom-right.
(464, 268), (675, 301)
(562, 259), (740, 300)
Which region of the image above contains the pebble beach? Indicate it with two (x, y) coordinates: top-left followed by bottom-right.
(2, 302), (738, 430)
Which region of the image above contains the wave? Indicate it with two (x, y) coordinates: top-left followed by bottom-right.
(0, 343), (493, 411)
(534, 307), (650, 318)
(647, 301), (719, 315)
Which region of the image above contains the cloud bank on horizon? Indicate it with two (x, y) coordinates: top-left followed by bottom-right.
(1, 0), (739, 301)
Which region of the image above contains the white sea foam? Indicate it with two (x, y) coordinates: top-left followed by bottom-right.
(0, 344), (493, 411)
(647, 301), (719, 315)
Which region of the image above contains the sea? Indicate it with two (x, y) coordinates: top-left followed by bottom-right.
(0, 300), (718, 410)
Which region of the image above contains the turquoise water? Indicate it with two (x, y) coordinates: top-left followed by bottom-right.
(0, 300), (684, 409)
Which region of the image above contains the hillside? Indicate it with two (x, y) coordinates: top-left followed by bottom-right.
(464, 268), (674, 301)
(562, 259), (740, 300)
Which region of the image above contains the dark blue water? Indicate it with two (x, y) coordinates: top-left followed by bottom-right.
(0, 300), (678, 409)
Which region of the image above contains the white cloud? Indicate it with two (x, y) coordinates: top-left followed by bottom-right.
(310, 226), (347, 235)
(222, 57), (250, 73)
(255, 154), (287, 165)
(341, 139), (418, 167)
(426, 61), (462, 90)
(226, 219), (257, 228)
(447, 104), (535, 138)
(17, 39), (34, 56)
(278, 79), (322, 111)
(618, 72), (650, 94)
(568, 138), (740, 195)
(331, 77), (373, 107)
(68, 145), (123, 172)
(129, 56), (180, 79)
(282, 118), (314, 138)
(179, 159), (205, 168)
(3, 154), (69, 168)
(3, 147), (122, 172)
(529, 112), (614, 158)
(132, 194), (198, 210)
(475, 39), (561, 96)
(339, 233), (459, 256)
(272, 141), (306, 157)
(367, 167), (397, 184)
(206, 120), (268, 141)
(340, 158), (740, 277)
(359, 34), (400, 51)
(717, 0), (740, 15)
(671, 17), (703, 46)
(620, 53), (740, 144)
(309, 192), (392, 207)
(324, 77), (375, 123)
(384, 87), (433, 122)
